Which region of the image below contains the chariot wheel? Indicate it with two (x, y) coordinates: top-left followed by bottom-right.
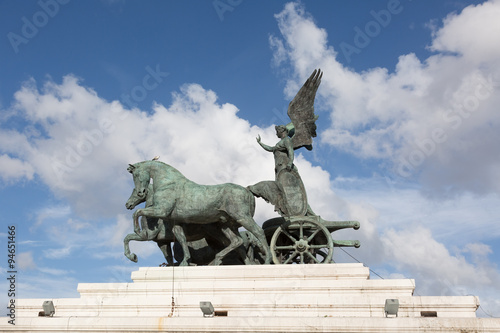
(270, 216), (334, 264)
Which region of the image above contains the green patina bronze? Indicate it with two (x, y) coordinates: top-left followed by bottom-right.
(123, 69), (361, 266)
(248, 69), (323, 217)
(126, 160), (271, 266)
(123, 184), (250, 265)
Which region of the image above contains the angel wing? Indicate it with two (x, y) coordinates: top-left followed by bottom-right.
(286, 69), (322, 151)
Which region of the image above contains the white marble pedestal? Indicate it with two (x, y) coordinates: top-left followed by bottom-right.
(2, 263), (500, 332)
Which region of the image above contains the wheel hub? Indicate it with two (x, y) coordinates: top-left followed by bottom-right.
(295, 239), (309, 252)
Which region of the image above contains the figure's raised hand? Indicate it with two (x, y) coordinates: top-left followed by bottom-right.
(256, 135), (261, 143)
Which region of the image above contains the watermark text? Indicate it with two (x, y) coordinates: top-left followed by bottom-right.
(6, 226), (17, 325)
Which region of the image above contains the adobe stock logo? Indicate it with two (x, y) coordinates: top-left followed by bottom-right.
(7, 0), (71, 54)
(213, 0), (243, 21)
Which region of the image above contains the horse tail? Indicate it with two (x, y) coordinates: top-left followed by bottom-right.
(219, 184), (256, 218)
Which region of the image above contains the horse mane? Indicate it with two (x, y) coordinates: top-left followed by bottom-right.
(133, 160), (187, 181)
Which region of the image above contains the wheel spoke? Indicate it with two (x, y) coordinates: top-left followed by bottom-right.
(310, 244), (329, 249)
(275, 245), (294, 250)
(306, 228), (321, 242)
(283, 251), (298, 264)
(281, 228), (298, 242)
(305, 251), (321, 263)
(299, 221), (303, 239)
(299, 252), (304, 264)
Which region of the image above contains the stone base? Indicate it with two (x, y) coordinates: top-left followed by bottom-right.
(3, 263), (500, 332)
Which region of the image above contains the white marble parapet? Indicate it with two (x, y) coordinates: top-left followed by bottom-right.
(4, 315), (500, 332)
(2, 263), (499, 332)
(130, 263), (371, 282)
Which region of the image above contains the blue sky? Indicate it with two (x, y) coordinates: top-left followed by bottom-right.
(1, 0), (500, 317)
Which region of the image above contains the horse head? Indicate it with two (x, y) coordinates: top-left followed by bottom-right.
(128, 162), (150, 199)
(125, 183), (155, 210)
(125, 187), (145, 210)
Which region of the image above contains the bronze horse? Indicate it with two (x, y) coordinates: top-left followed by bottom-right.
(123, 184), (249, 265)
(127, 160), (271, 265)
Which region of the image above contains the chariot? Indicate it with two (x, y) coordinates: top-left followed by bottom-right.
(259, 168), (360, 265)
(124, 69), (361, 266)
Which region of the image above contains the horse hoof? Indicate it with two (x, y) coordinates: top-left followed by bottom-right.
(126, 253), (138, 262)
(244, 259), (256, 265)
(209, 258), (222, 266)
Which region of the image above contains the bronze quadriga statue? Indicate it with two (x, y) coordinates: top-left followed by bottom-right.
(123, 69), (360, 266)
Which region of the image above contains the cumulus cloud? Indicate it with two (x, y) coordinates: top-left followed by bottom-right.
(0, 72), (360, 225)
(270, 1), (500, 316)
(271, 1), (500, 197)
(382, 226), (500, 312)
(1, 0), (499, 317)
(0, 154), (34, 182)
(382, 226), (498, 289)
(429, 0), (500, 63)
(0, 71), (357, 261)
(1, 76), (270, 218)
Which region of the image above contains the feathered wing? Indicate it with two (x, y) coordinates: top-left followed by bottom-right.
(287, 69), (322, 150)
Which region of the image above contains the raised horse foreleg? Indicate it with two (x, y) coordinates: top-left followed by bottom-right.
(133, 204), (173, 235)
(124, 232), (147, 262)
(125, 216), (161, 262)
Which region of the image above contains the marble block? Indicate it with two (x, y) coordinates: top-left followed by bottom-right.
(2, 263), (500, 332)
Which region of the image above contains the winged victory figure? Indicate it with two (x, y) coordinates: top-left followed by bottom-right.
(249, 69), (322, 217)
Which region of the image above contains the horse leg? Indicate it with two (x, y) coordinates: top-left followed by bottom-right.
(238, 230), (257, 265)
(231, 229), (250, 265)
(158, 242), (174, 266)
(136, 216), (150, 239)
(237, 217), (271, 265)
(210, 225), (243, 266)
(133, 204), (173, 235)
(123, 232), (147, 262)
(133, 210), (142, 235)
(172, 224), (191, 266)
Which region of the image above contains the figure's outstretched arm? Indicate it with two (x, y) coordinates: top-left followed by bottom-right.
(256, 135), (275, 152)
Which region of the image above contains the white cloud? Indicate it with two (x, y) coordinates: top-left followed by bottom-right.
(1, 73), (352, 228)
(0, 154), (34, 182)
(271, 1), (500, 197)
(18, 252), (37, 270)
(0, 72), (359, 266)
(270, 1), (500, 316)
(38, 267), (72, 276)
(43, 246), (73, 259)
(1, 76), (270, 218)
(33, 205), (71, 229)
(429, 0), (500, 63)
(334, 176), (500, 243)
(382, 226), (500, 314)
(1, 1), (499, 317)
(269, 35), (287, 67)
